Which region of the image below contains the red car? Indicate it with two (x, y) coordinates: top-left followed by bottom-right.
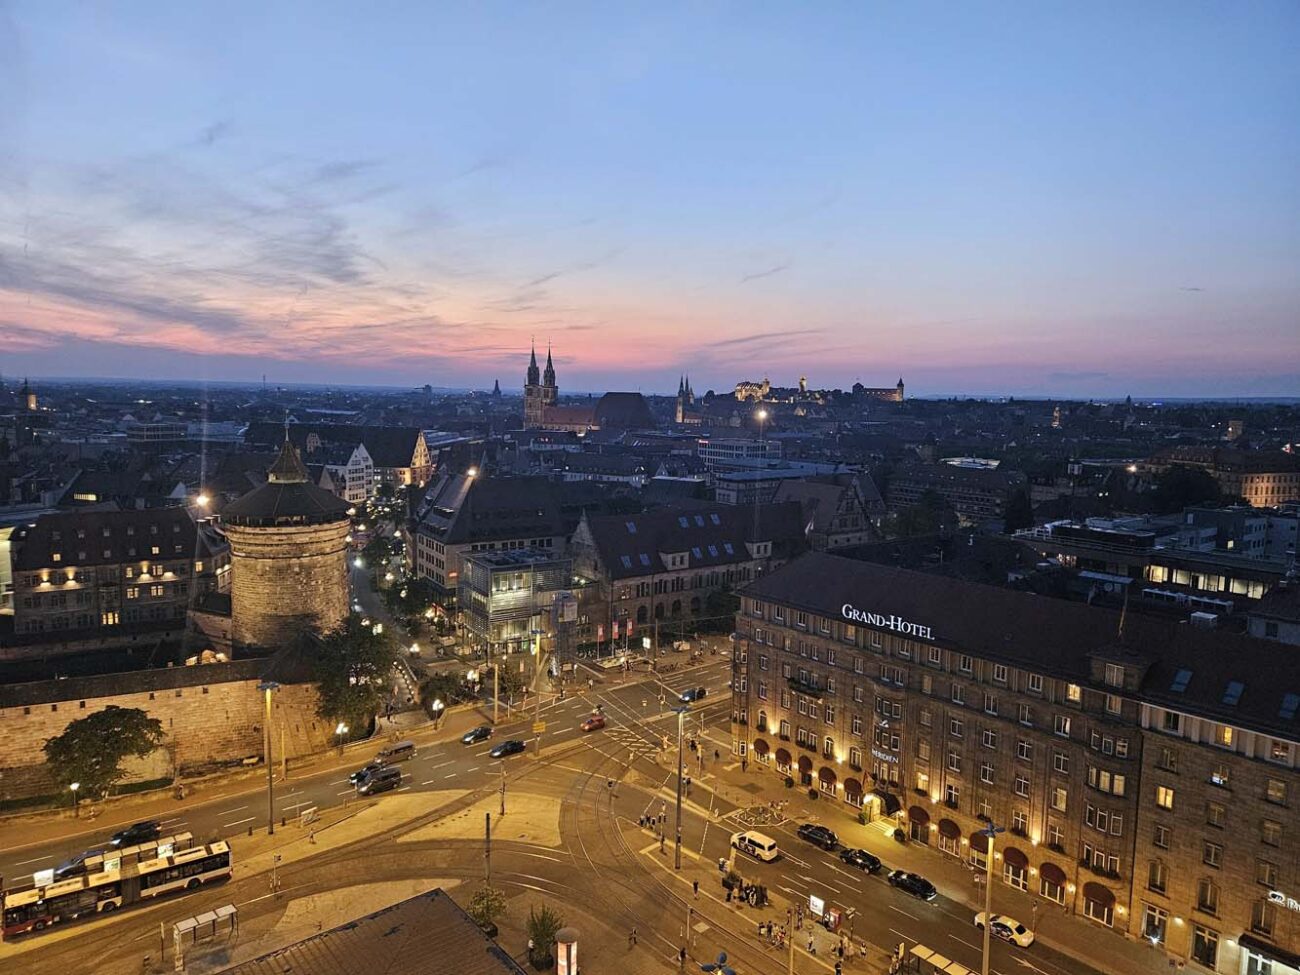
(580, 714), (607, 732)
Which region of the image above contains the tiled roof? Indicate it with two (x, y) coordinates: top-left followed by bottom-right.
(744, 552), (1300, 741)
(216, 888), (527, 975)
(13, 506), (205, 570)
(244, 422), (423, 469)
(582, 501), (807, 579)
(415, 473), (566, 545)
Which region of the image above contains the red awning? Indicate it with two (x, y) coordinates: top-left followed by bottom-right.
(938, 818), (960, 839)
(970, 831), (990, 854)
(1040, 862), (1067, 886)
(908, 805), (930, 826)
(775, 748), (792, 766)
(1083, 882), (1115, 907)
(1003, 847), (1029, 869)
(753, 738), (770, 756)
(818, 767), (837, 786)
(798, 755), (813, 773)
(844, 777), (863, 796)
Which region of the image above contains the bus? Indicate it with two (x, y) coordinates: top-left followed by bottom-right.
(2, 840), (232, 939)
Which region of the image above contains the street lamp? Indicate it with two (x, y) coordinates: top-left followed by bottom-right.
(258, 680), (280, 835)
(672, 705), (690, 870)
(353, 557), (364, 569)
(978, 821), (1006, 975)
(69, 781), (80, 818)
(335, 721), (349, 756)
(195, 493), (210, 509)
(431, 698), (445, 729)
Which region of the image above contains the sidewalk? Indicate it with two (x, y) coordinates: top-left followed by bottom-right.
(697, 758), (1169, 975)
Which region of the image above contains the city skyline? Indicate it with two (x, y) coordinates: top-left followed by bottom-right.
(2, 4), (1298, 397)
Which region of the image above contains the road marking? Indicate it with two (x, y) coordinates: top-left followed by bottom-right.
(889, 905), (919, 920)
(465, 766), (481, 773)
(476, 748), (493, 757)
(331, 778), (350, 785)
(337, 789), (354, 796)
(15, 855), (52, 866)
(218, 805), (248, 816)
(444, 773), (458, 779)
(949, 935), (980, 951)
(431, 760), (454, 769)
(829, 864), (859, 880)
(222, 817), (255, 829)
(421, 778), (441, 785)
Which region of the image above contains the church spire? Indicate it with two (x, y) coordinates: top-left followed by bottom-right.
(543, 343), (556, 388)
(526, 340), (540, 386)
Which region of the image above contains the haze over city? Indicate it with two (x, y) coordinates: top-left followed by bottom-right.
(1, 3), (1297, 397)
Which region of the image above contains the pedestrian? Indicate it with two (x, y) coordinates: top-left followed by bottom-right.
(726, 887), (733, 903)
(631, 926), (638, 946)
(741, 757), (748, 772)
(693, 879), (699, 899)
(588, 678), (594, 690)
(679, 946), (687, 968)
(714, 749), (720, 762)
(308, 829), (316, 845)
(660, 835), (666, 854)
(808, 933), (816, 955)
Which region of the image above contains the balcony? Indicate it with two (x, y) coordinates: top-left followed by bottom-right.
(788, 676), (825, 698)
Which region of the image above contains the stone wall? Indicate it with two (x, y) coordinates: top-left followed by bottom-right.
(226, 520), (350, 649)
(0, 660), (329, 803)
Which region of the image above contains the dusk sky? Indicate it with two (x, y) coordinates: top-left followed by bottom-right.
(1, 3), (1297, 398)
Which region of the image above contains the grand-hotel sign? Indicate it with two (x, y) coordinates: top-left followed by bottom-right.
(841, 604), (934, 641)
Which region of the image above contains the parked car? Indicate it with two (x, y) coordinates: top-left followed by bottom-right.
(887, 869), (938, 901)
(349, 761), (387, 786)
(462, 725), (493, 744)
(355, 765), (402, 796)
(489, 739), (527, 759)
(110, 820), (161, 848)
(580, 714), (607, 732)
(838, 847), (882, 873)
(974, 912), (1035, 947)
(53, 849), (105, 880)
(796, 823), (839, 851)
(679, 687), (707, 703)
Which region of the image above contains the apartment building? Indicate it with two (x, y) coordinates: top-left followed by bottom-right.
(731, 552), (1299, 974)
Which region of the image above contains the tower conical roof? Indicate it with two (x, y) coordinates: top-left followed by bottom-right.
(267, 439), (309, 483)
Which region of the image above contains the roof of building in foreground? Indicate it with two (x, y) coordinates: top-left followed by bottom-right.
(744, 551), (1300, 742)
(216, 888), (527, 975)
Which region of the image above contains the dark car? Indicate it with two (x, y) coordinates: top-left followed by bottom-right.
(796, 823), (839, 850)
(349, 760), (388, 786)
(462, 725), (493, 745)
(489, 739), (527, 759)
(679, 687), (707, 703)
(887, 869), (938, 901)
(54, 849), (105, 880)
(110, 820), (161, 848)
(355, 765), (402, 796)
(838, 847), (882, 873)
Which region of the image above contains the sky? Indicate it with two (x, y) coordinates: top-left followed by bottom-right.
(1, 3), (1297, 398)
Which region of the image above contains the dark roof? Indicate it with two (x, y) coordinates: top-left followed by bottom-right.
(13, 506), (209, 570)
(744, 552), (1300, 741)
(222, 442), (351, 526)
(593, 392), (656, 430)
(562, 453), (647, 477)
(642, 477), (710, 506)
(215, 888), (527, 975)
(771, 479), (856, 534)
(890, 463), (1026, 493)
(581, 501), (807, 579)
(1249, 585), (1300, 624)
(244, 422), (424, 469)
(414, 472), (566, 545)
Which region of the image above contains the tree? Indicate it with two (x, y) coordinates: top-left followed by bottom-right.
(1003, 488), (1034, 534)
(495, 664), (528, 699)
(43, 706), (165, 800)
(1151, 465), (1221, 514)
(526, 902), (565, 968)
(885, 490), (955, 538)
(311, 615), (400, 729)
(418, 672), (475, 712)
(466, 884), (509, 930)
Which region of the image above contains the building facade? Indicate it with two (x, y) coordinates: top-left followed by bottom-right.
(523, 343), (558, 429)
(458, 549), (574, 654)
(887, 463), (1026, 524)
(1147, 448), (1300, 509)
(731, 552), (1300, 975)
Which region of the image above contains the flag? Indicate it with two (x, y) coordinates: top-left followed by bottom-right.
(628, 618), (635, 636)
(597, 624), (605, 642)
(612, 621), (620, 640)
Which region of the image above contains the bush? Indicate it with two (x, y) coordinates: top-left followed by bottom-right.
(858, 810), (869, 826)
(808, 789), (819, 800)
(784, 776), (794, 789)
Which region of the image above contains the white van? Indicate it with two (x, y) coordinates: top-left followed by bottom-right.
(730, 830), (780, 862)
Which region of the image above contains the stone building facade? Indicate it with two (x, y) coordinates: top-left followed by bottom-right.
(731, 552), (1300, 975)
(222, 440), (352, 650)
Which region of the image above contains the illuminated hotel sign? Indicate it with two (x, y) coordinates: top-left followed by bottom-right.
(841, 604), (933, 640)
(1269, 890), (1300, 913)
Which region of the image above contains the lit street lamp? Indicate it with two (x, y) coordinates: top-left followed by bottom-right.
(335, 721), (349, 756)
(671, 705), (690, 870)
(70, 781), (80, 818)
(258, 680), (280, 835)
(431, 698), (445, 729)
(978, 820), (1006, 975)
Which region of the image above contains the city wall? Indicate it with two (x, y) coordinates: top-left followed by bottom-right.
(0, 659), (330, 803)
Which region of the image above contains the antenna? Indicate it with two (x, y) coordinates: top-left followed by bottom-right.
(1117, 584), (1130, 639)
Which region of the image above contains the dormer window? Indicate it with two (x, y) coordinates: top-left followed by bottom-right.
(1104, 664), (1124, 688)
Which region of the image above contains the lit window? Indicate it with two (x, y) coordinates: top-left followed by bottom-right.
(1155, 785), (1175, 810)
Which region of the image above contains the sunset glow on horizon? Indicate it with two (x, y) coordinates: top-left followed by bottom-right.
(2, 4), (1297, 397)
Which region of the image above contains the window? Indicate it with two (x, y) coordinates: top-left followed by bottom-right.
(1018, 703), (1032, 726)
(958, 655), (972, 674)
(993, 664), (1008, 684)
(1214, 725), (1234, 749)
(951, 683), (965, 705)
(950, 717), (964, 738)
(1191, 926), (1218, 968)
(917, 740), (931, 762)
(1147, 859), (1167, 894)
(1087, 766), (1126, 797)
(758, 654), (768, 671)
(1196, 878), (1219, 916)
(1053, 751), (1069, 774)
(849, 746), (862, 768)
(979, 762), (994, 784)
(944, 783), (959, 807)
(850, 714), (862, 735)
(1054, 715), (1071, 738)
(1257, 859), (1277, 888)
(1202, 842), (1222, 868)
(1014, 775), (1029, 797)
(1153, 823), (1170, 850)
(823, 704), (835, 724)
(928, 646), (942, 666)
(852, 685), (864, 703)
(1016, 739), (1032, 761)
(1104, 694), (1122, 716)
(1155, 786), (1175, 810)
(1265, 778), (1288, 806)
(1028, 673), (1043, 694)
(948, 752), (963, 773)
(1047, 823), (1064, 849)
(921, 674), (933, 695)
(1261, 819), (1282, 847)
(1206, 802), (1225, 828)
(1268, 739), (1290, 764)
(1051, 787), (1067, 812)
(1156, 747), (1177, 772)
(1209, 764), (1230, 787)
(1252, 899), (1277, 936)
(1104, 663), (1123, 687)
(1162, 710), (1182, 734)
(1066, 683), (1082, 704)
(919, 708), (932, 728)
(981, 729), (998, 749)
(983, 692), (998, 716)
(1143, 905), (1168, 945)
(757, 681), (768, 700)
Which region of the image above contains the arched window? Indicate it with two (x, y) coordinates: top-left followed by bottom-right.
(823, 736), (835, 758)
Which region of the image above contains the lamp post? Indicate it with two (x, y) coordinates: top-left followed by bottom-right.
(431, 698), (445, 730)
(258, 680), (280, 835)
(672, 705), (690, 870)
(69, 781), (80, 818)
(335, 721), (349, 757)
(532, 627), (545, 759)
(978, 821), (1006, 975)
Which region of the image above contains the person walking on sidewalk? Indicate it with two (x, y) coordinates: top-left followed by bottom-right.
(629, 926), (638, 947)
(693, 879), (699, 898)
(807, 932), (816, 955)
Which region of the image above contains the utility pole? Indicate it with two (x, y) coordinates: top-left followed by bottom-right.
(979, 821), (1005, 975)
(492, 646), (500, 726)
(533, 627), (545, 759)
(500, 764), (507, 816)
(258, 680), (279, 835)
(673, 705), (689, 870)
(485, 812), (491, 885)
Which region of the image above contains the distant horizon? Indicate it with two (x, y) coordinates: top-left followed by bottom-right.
(8, 372), (1300, 405)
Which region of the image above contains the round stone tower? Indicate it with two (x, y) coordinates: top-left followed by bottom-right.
(222, 437), (352, 650)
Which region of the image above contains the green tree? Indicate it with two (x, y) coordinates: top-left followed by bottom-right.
(1151, 465), (1222, 514)
(1003, 488), (1034, 534)
(466, 884), (509, 930)
(419, 672), (474, 712)
(495, 663), (528, 699)
(43, 706), (165, 799)
(311, 615), (400, 729)
(885, 490), (955, 538)
(526, 903), (565, 966)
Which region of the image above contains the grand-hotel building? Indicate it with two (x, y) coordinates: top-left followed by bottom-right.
(731, 552), (1300, 975)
